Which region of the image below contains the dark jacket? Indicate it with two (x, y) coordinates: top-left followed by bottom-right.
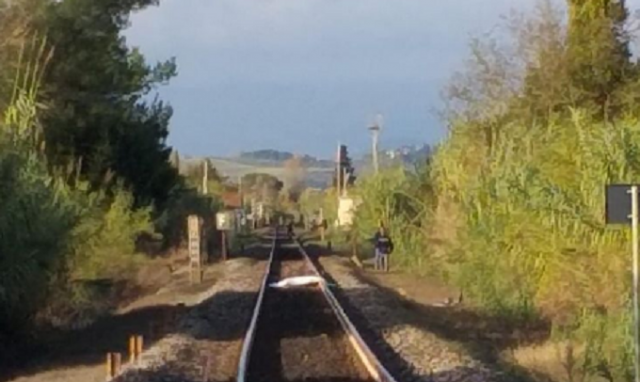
(373, 232), (394, 254)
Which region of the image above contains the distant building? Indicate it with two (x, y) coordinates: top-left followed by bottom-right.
(221, 191), (242, 209)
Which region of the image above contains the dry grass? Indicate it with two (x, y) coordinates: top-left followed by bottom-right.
(504, 341), (608, 382)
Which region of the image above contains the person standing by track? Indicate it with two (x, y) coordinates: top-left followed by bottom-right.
(372, 225), (393, 272)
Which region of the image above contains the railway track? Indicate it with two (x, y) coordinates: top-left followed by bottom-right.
(237, 228), (397, 382)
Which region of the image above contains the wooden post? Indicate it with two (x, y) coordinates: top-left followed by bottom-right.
(221, 231), (227, 261)
(105, 352), (122, 379)
(136, 335), (143, 359)
(631, 185), (640, 382)
(352, 231), (357, 257)
(319, 208), (325, 242)
(188, 215), (202, 284)
(128, 336), (136, 363)
(113, 353), (121, 376)
(106, 353), (113, 380)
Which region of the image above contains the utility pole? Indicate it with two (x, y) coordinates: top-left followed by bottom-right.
(238, 175), (243, 208)
(632, 185), (640, 382)
(368, 114), (382, 174)
(319, 207), (325, 242)
(343, 167), (349, 197)
(202, 158), (208, 195)
(336, 141), (342, 196)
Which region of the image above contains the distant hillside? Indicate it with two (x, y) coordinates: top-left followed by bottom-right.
(181, 156), (334, 189)
(177, 143), (432, 190)
(235, 150), (334, 168)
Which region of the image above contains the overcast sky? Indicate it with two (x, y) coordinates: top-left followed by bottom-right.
(123, 0), (640, 159)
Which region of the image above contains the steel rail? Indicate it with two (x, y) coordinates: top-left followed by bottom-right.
(236, 231), (397, 382)
(295, 240), (398, 382)
(236, 228), (278, 382)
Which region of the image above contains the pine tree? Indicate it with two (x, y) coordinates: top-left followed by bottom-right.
(566, 0), (631, 116)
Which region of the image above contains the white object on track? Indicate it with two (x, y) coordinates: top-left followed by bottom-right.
(269, 275), (326, 289)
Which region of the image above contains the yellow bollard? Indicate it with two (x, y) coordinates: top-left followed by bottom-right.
(113, 352), (122, 375)
(136, 335), (143, 359)
(106, 353), (113, 380)
(128, 336), (136, 363)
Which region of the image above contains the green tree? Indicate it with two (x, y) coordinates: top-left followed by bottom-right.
(432, 0), (639, 378)
(241, 172), (283, 209)
(565, 0), (631, 116)
(283, 155), (306, 203)
(38, 0), (179, 210)
(299, 188), (324, 223)
(518, 0), (634, 120)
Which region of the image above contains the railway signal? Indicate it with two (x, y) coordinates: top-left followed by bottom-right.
(605, 184), (640, 382)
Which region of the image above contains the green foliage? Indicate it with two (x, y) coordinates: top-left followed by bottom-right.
(437, 0), (639, 375)
(241, 172), (284, 210)
(350, 166), (432, 270)
(38, 0), (180, 210)
(155, 184), (222, 249)
(349, 1), (640, 379)
(68, 185), (153, 280)
(0, 82), (156, 337)
(0, 1), (187, 362)
(0, 39), (73, 337)
(565, 0), (631, 116)
(570, 309), (633, 382)
(299, 188), (324, 220)
(0, 140), (75, 335)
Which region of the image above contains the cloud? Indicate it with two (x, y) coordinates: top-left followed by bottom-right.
(125, 0), (525, 85)
(123, 0), (545, 156)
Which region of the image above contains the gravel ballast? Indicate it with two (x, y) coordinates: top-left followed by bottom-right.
(247, 244), (372, 382)
(317, 255), (503, 382)
(112, 256), (268, 382)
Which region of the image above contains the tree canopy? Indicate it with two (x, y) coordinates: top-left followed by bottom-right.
(37, 0), (179, 210)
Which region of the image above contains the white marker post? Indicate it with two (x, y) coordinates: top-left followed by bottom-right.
(216, 211), (232, 261)
(188, 215), (203, 284)
(606, 184), (640, 382)
(631, 185), (640, 382)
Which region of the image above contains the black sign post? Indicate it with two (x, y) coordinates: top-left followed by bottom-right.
(606, 184), (639, 382)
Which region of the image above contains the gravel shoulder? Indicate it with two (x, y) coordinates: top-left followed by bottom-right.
(112, 254), (269, 382)
(8, 243), (271, 382)
(305, 244), (535, 382)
